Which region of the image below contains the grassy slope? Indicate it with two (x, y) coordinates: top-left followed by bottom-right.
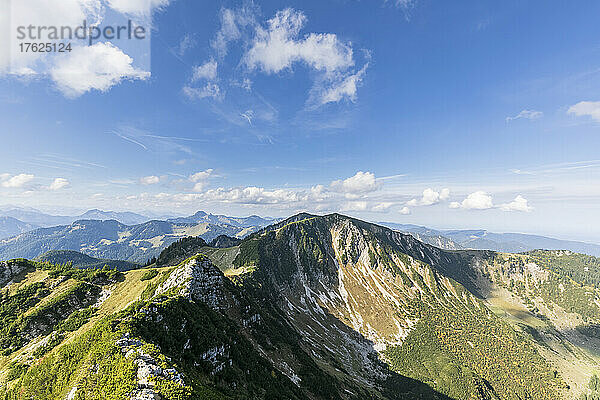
(0, 263), (120, 385)
(478, 252), (600, 397)
(1, 265), (363, 399)
(0, 260), (364, 399)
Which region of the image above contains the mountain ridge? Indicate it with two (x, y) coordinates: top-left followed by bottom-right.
(34, 250), (140, 271)
(0, 216), (39, 240)
(168, 210), (279, 229)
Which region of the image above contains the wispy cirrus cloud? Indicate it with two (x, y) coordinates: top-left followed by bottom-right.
(240, 110), (254, 125)
(111, 125), (210, 154)
(173, 34), (197, 57)
(211, 4), (258, 58)
(383, 0), (417, 20)
(19, 154), (106, 172)
(510, 160), (600, 176)
(183, 84), (222, 100)
(372, 202), (395, 212)
(506, 109), (543, 122)
(309, 63), (369, 107)
(183, 59), (222, 100)
(140, 175), (161, 185)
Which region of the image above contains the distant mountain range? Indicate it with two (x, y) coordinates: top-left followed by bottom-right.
(0, 207), (277, 237)
(381, 222), (600, 257)
(0, 218), (264, 264)
(0, 207), (150, 228)
(75, 209), (150, 225)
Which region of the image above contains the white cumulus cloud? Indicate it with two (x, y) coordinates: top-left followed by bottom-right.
(2, 0), (103, 74)
(450, 191), (494, 210)
(175, 34), (197, 57)
(407, 188), (450, 206)
(330, 171), (382, 194)
(1, 173), (35, 188)
(568, 101), (600, 122)
(202, 186), (301, 205)
(399, 206), (411, 215)
(2, 0), (165, 97)
(190, 169), (214, 192)
(49, 178), (70, 190)
(244, 8), (367, 105)
(50, 42), (150, 98)
(245, 8), (354, 74)
(500, 195), (533, 212)
(182, 6), (368, 106)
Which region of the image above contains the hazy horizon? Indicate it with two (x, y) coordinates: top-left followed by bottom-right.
(2, 203), (599, 245)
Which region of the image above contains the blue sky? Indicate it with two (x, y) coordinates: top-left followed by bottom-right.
(1, 0), (600, 242)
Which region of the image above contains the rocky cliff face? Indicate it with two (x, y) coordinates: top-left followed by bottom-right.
(155, 255), (232, 310)
(0, 259), (32, 286)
